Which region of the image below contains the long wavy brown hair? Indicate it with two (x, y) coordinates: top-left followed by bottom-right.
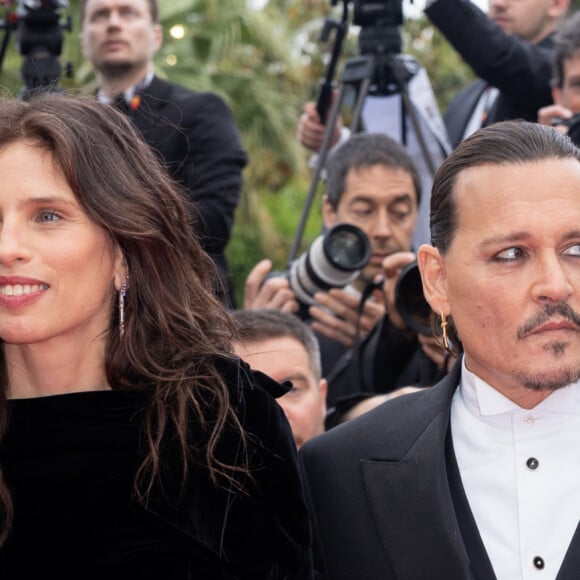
(0, 94), (245, 543)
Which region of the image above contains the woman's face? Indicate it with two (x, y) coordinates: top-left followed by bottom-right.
(0, 140), (125, 347)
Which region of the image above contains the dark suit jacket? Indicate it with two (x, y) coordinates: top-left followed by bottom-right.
(425, 0), (555, 148)
(300, 362), (580, 580)
(127, 77), (248, 302)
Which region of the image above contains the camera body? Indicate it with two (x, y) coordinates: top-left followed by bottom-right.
(331, 0), (403, 27)
(551, 113), (580, 147)
(351, 0), (403, 27)
(14, 0), (70, 96)
(394, 261), (433, 336)
(273, 223), (371, 310)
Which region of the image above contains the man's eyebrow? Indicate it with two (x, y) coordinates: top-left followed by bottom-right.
(478, 232), (530, 251)
(478, 230), (580, 251)
(348, 193), (414, 203)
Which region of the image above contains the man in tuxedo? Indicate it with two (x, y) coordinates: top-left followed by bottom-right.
(426, 0), (570, 148)
(80, 0), (247, 305)
(301, 120), (580, 579)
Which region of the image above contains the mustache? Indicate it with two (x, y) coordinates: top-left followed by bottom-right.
(517, 302), (580, 339)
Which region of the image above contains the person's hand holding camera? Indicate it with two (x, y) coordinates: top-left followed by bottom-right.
(538, 103), (573, 133)
(308, 287), (385, 348)
(243, 259), (299, 313)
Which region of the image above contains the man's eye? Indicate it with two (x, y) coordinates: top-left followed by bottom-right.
(494, 247), (524, 261)
(391, 210), (411, 221)
(351, 207), (373, 218)
(564, 244), (580, 256)
(91, 10), (108, 21)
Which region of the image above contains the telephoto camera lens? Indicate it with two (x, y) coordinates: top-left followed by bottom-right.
(394, 261), (433, 335)
(289, 223), (371, 306)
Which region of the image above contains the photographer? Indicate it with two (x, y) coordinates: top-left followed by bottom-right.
(425, 0), (570, 147)
(245, 133), (449, 409)
(538, 11), (580, 139)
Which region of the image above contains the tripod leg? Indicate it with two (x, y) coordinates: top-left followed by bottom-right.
(287, 82), (350, 263)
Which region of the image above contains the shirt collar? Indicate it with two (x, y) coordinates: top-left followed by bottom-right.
(97, 72), (154, 105)
(459, 357), (580, 417)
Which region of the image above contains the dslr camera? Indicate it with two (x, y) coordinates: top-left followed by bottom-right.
(394, 261), (433, 336)
(13, 0), (71, 97)
(276, 223), (371, 310)
(551, 113), (580, 147)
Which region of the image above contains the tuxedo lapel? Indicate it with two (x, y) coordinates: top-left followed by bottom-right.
(556, 523), (580, 580)
(361, 368), (476, 580)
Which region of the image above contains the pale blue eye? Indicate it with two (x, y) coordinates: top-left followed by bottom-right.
(38, 211), (60, 223)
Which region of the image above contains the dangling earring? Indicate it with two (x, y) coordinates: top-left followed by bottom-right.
(118, 279), (128, 337)
(440, 311), (449, 350)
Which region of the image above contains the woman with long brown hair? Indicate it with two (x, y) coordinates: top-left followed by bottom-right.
(0, 94), (312, 579)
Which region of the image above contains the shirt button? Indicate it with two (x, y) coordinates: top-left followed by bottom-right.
(526, 457), (539, 470)
(523, 415), (535, 426)
(533, 556), (545, 569)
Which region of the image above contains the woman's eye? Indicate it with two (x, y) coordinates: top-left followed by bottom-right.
(37, 210), (61, 223)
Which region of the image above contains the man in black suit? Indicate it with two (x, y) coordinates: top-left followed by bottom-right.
(426, 0), (570, 148)
(301, 120), (580, 579)
(80, 0), (247, 305)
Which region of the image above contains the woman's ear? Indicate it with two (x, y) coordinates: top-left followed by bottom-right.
(417, 244), (450, 315)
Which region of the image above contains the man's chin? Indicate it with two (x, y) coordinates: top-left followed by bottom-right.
(98, 61), (135, 77)
(517, 366), (580, 392)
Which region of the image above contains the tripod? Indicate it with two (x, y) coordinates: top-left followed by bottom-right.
(288, 49), (441, 263)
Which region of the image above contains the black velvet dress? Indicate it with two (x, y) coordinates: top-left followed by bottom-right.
(0, 359), (313, 579)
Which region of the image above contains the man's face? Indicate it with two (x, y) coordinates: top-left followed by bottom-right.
(488, 0), (561, 43)
(234, 336), (327, 449)
(553, 51), (580, 113)
(323, 164), (417, 289)
(80, 0), (161, 77)
(421, 158), (580, 404)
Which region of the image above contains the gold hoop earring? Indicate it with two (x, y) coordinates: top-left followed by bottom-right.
(440, 311), (449, 350)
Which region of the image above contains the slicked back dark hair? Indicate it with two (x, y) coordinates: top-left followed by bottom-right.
(431, 120), (580, 255)
(325, 133), (422, 209)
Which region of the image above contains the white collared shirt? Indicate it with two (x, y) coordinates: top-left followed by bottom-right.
(451, 360), (580, 580)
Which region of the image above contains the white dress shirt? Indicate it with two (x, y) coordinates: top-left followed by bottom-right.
(451, 359), (580, 580)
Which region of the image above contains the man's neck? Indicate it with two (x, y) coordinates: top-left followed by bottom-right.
(97, 66), (152, 100)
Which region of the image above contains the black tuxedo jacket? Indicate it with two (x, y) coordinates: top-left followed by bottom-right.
(125, 77), (247, 299)
(425, 0), (555, 148)
(300, 362), (580, 579)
